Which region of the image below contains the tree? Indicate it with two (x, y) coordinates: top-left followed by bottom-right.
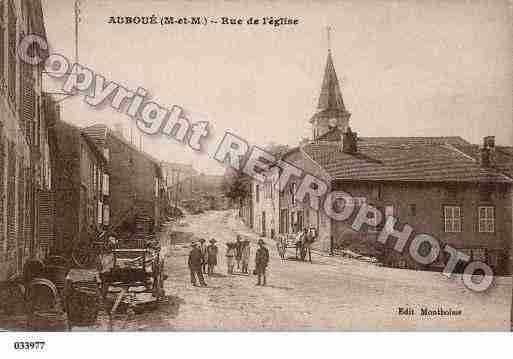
(222, 171), (249, 204)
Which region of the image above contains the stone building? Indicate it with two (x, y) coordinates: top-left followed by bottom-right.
(261, 48), (513, 274)
(161, 161), (197, 207)
(52, 120), (108, 255)
(82, 124), (164, 234)
(0, 0), (54, 281)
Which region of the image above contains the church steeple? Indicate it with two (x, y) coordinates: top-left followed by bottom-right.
(317, 51), (346, 111)
(310, 28), (351, 140)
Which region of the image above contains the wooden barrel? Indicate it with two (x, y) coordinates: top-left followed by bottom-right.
(66, 282), (100, 327)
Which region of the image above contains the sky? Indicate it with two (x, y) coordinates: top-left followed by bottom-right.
(41, 0), (513, 175)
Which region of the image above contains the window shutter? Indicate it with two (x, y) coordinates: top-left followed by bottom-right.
(38, 190), (55, 254)
(6, 141), (15, 258)
(0, 124), (4, 256)
(20, 67), (35, 139)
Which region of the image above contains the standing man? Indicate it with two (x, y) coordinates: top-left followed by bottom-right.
(235, 235), (243, 271)
(188, 242), (207, 287)
(255, 239), (269, 286)
(207, 239), (218, 275)
(241, 239), (251, 274)
(226, 243), (236, 274)
(199, 238), (208, 274)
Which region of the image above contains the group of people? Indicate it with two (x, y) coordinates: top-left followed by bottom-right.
(188, 235), (270, 287)
(225, 236), (251, 274)
(276, 226), (317, 262)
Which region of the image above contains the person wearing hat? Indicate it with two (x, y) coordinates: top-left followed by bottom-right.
(207, 239), (218, 275)
(235, 235), (244, 271)
(188, 242), (207, 287)
(255, 239), (269, 286)
(241, 239), (251, 274)
(225, 242), (236, 274)
(199, 238), (208, 274)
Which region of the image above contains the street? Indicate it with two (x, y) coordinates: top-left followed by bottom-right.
(127, 210), (511, 331)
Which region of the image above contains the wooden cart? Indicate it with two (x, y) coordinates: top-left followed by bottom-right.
(99, 245), (166, 314)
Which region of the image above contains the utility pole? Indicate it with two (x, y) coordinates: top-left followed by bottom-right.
(174, 171), (180, 215)
(74, 0), (81, 64)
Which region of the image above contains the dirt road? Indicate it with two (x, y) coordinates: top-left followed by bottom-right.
(129, 210), (512, 331)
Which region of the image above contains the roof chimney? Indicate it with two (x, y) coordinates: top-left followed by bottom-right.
(342, 126), (357, 154)
(480, 136), (496, 168)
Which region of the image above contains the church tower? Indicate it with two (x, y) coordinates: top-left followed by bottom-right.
(310, 33), (351, 140)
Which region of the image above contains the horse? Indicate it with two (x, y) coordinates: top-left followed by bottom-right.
(276, 235), (287, 260)
(301, 228), (317, 262)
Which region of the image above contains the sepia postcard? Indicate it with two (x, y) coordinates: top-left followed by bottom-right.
(0, 0), (512, 338)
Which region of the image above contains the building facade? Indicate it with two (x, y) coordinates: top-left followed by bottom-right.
(255, 49), (513, 274)
(52, 120), (108, 256)
(0, 0), (53, 281)
(161, 161), (197, 205)
(82, 124), (164, 233)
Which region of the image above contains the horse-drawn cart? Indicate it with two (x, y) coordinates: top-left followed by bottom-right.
(99, 241), (166, 314)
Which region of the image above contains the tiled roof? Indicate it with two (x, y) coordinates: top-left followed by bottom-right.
(301, 139), (512, 183)
(82, 124), (163, 177)
(316, 127), (471, 147)
(451, 144), (513, 179)
(81, 124), (108, 147)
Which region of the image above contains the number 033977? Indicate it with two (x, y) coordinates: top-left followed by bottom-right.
(13, 341), (46, 350)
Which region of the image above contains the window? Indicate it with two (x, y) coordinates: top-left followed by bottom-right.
(478, 206), (494, 233)
(488, 252), (498, 267)
(368, 206), (381, 233)
(279, 209), (288, 234)
(103, 147), (109, 161)
(334, 196), (366, 212)
(264, 181), (272, 199)
(92, 163), (97, 195)
(267, 180), (273, 199)
(444, 206), (461, 233)
(103, 204), (110, 226)
(383, 206), (395, 232)
(255, 184), (260, 203)
(472, 248), (486, 262)
(102, 173), (109, 196)
(409, 204), (417, 217)
(97, 201), (103, 225)
(19, 37), (35, 139)
(290, 182), (297, 205)
(372, 185), (383, 200)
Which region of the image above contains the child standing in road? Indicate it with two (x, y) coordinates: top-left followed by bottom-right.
(207, 239), (218, 275)
(226, 242), (236, 274)
(241, 239), (251, 274)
